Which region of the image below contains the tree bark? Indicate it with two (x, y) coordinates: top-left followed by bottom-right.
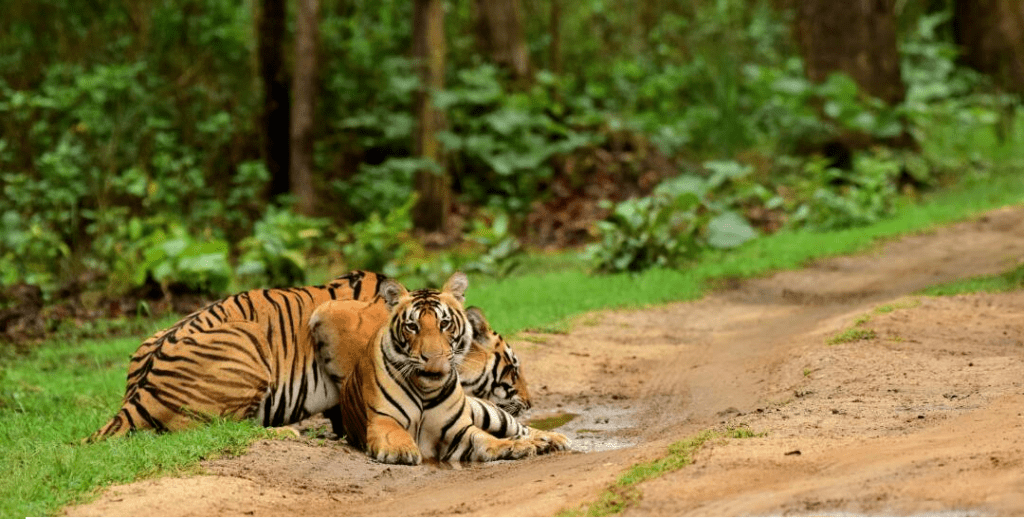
(472, 0), (531, 82)
(549, 0), (561, 75)
(290, 0), (320, 216)
(411, 0), (450, 233)
(794, 0), (906, 105)
(256, 0), (291, 200)
(954, 0), (1024, 94)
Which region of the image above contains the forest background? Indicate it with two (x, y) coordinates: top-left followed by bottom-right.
(2, 0), (1024, 349)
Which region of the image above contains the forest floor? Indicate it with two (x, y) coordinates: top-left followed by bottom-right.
(66, 206), (1024, 517)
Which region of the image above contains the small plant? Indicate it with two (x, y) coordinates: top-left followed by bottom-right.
(588, 161), (760, 273)
(236, 206), (330, 288)
(461, 211), (525, 279)
(828, 328), (877, 345)
(136, 224), (232, 296)
(340, 197), (416, 273)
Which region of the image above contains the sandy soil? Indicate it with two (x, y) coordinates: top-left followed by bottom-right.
(66, 206), (1024, 517)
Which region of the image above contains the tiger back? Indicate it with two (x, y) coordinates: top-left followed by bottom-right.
(309, 302), (531, 419)
(87, 270), (388, 442)
(326, 272), (569, 464)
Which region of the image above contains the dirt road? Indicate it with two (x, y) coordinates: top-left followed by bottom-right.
(67, 206), (1024, 516)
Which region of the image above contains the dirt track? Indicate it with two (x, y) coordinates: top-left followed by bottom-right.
(67, 206), (1024, 516)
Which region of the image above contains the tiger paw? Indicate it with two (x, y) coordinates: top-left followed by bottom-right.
(488, 437), (538, 460)
(369, 443), (423, 465)
(526, 428), (571, 453)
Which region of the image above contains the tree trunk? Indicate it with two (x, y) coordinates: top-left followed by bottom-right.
(472, 0), (531, 82)
(794, 0), (906, 105)
(290, 0), (320, 216)
(411, 0), (450, 233)
(954, 0), (1024, 94)
(256, 0), (290, 200)
(549, 0), (561, 75)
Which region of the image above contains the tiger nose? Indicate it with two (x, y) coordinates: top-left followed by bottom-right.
(423, 356), (450, 376)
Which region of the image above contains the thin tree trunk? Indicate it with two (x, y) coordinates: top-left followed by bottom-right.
(411, 0), (450, 233)
(550, 0), (561, 75)
(256, 0), (290, 200)
(954, 0), (1024, 94)
(290, 0), (320, 215)
(794, 0), (906, 105)
(472, 0), (531, 82)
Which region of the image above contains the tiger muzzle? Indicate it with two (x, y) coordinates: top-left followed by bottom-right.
(417, 356), (451, 383)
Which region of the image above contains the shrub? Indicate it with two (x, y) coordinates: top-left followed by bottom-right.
(588, 161), (760, 273)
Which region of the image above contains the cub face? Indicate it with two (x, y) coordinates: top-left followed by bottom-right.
(380, 273), (472, 393)
(465, 307), (532, 416)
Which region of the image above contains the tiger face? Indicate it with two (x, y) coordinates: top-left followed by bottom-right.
(464, 307), (532, 416)
(380, 273), (472, 393)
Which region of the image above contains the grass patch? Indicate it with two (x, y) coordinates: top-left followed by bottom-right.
(828, 328), (878, 345)
(527, 413), (579, 431)
(918, 263), (1024, 296)
(875, 298), (921, 314)
(559, 428), (761, 517)
(0, 334), (273, 517)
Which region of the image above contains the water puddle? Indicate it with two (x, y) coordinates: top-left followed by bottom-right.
(527, 401), (638, 453)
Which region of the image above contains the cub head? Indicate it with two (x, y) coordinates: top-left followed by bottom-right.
(380, 272), (472, 392)
(461, 307), (532, 416)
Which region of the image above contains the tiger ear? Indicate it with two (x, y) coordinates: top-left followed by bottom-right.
(442, 271), (468, 304)
(465, 306), (490, 342)
(379, 279), (408, 311)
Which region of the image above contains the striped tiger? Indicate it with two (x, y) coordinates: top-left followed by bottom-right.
(86, 271), (389, 442)
(310, 301), (531, 424)
(313, 272), (569, 464)
(87, 270), (534, 443)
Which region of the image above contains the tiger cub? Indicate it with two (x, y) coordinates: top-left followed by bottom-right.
(310, 301), (531, 423)
(313, 273), (569, 464)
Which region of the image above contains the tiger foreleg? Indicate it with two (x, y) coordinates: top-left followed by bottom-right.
(457, 426), (538, 462)
(366, 415), (422, 465)
(468, 396), (571, 454)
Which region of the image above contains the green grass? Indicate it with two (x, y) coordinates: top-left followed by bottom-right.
(1, 167), (1022, 516)
(0, 334), (274, 517)
(918, 263), (1024, 296)
(559, 428), (763, 517)
(827, 328), (878, 345)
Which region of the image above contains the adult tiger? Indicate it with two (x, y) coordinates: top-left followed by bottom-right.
(310, 301), (531, 424)
(312, 272), (568, 464)
(86, 271), (389, 442)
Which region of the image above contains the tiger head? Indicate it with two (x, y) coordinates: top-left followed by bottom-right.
(380, 272), (472, 393)
(461, 307), (532, 417)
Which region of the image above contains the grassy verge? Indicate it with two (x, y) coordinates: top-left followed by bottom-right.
(559, 428), (763, 517)
(918, 263), (1024, 296)
(1, 168), (1021, 516)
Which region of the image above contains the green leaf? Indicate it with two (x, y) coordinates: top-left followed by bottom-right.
(706, 211), (758, 249)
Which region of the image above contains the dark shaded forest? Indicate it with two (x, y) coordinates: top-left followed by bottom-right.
(1, 0), (1022, 336)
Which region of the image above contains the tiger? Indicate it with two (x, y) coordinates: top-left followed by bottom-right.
(310, 301), (531, 425)
(86, 271), (389, 442)
(309, 272), (569, 464)
(87, 270), (533, 442)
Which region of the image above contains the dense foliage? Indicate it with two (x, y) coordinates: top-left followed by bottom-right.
(0, 1), (1019, 307)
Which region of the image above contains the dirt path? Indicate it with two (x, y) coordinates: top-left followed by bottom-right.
(67, 207), (1024, 517)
